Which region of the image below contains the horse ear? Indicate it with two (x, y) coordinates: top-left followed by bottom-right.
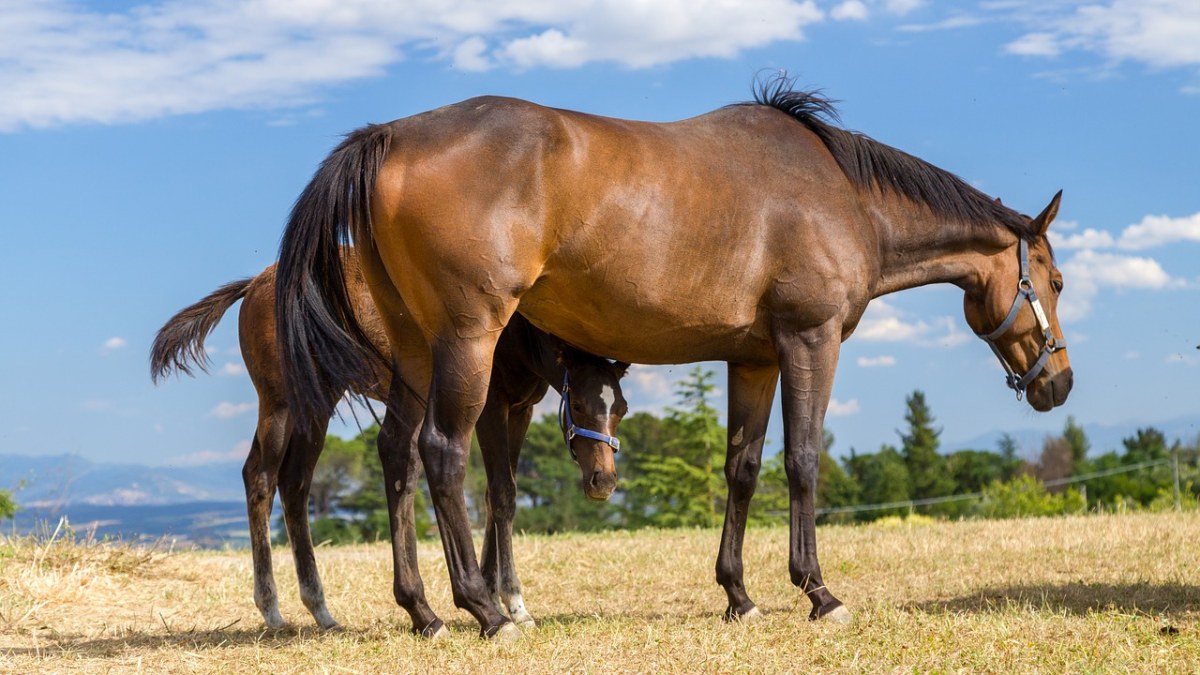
(612, 361), (631, 379)
(1031, 190), (1062, 236)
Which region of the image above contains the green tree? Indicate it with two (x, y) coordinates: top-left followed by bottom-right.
(1063, 416), (1091, 475)
(898, 391), (954, 508)
(972, 475), (1086, 519)
(844, 444), (911, 520)
(0, 490), (16, 520)
(624, 367), (725, 528)
(996, 433), (1023, 481)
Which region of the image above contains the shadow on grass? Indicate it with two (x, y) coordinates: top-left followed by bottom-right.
(3, 608), (726, 658)
(907, 581), (1200, 618)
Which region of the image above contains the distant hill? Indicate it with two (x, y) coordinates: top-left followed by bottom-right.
(943, 414), (1200, 458)
(0, 453), (245, 507)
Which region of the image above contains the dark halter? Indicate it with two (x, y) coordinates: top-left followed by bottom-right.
(976, 238), (1066, 400)
(558, 371), (620, 461)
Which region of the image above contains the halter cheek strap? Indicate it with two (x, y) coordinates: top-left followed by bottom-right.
(976, 238), (1066, 400)
(558, 372), (621, 460)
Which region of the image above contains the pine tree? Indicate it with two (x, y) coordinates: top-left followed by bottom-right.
(1062, 416), (1091, 475)
(898, 390), (954, 506)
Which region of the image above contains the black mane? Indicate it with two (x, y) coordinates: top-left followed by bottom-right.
(749, 75), (1034, 241)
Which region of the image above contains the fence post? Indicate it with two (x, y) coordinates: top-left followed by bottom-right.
(1173, 445), (1182, 512)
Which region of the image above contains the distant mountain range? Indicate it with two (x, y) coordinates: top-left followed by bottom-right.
(943, 413), (1200, 458)
(1, 453), (245, 507)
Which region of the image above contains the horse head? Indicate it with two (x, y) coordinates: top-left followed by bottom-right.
(557, 349), (630, 500)
(964, 191), (1073, 412)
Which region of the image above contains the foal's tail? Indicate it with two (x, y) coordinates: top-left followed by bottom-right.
(275, 124), (393, 429)
(150, 278), (252, 383)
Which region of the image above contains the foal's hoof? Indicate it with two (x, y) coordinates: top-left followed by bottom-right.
(724, 605), (763, 623)
(483, 621), (522, 642)
(816, 604), (853, 625)
(415, 619), (449, 640)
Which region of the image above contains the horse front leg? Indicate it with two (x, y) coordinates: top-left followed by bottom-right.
(377, 378), (446, 639)
(774, 321), (852, 624)
(478, 398), (536, 627)
(716, 362), (779, 622)
(420, 337), (518, 640)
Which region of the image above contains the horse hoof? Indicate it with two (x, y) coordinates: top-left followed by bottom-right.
(415, 619), (448, 640)
(487, 622), (522, 641)
(738, 606), (764, 623)
(319, 621), (344, 633)
(820, 605), (852, 625)
(510, 610), (537, 629)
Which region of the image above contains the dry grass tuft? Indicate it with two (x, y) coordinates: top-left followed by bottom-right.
(2, 512), (1198, 672)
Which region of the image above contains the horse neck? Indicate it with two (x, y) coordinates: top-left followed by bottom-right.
(519, 317), (566, 394)
(869, 194), (1013, 298)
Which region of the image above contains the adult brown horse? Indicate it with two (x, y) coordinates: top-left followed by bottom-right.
(151, 251), (628, 637)
(274, 77), (1072, 637)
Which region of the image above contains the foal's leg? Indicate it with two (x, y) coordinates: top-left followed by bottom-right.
(243, 409), (289, 630)
(478, 399), (536, 628)
(774, 322), (851, 624)
(377, 377), (445, 638)
(716, 363), (779, 622)
(277, 422), (340, 630)
(420, 338), (517, 639)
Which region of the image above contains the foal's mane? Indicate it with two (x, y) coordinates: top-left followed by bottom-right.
(748, 76), (1035, 242)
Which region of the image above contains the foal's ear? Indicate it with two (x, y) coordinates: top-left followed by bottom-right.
(1031, 190), (1063, 236)
(612, 361), (631, 379)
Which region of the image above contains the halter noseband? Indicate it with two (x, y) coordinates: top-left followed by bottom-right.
(976, 238), (1066, 400)
(558, 372), (620, 461)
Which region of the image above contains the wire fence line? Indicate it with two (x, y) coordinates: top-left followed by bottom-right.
(797, 458), (1178, 517)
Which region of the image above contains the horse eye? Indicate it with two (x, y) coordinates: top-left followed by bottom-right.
(1051, 279), (1063, 293)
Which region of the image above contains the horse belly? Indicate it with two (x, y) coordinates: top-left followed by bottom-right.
(518, 271), (774, 365)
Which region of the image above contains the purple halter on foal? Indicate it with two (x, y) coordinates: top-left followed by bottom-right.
(558, 372), (620, 460)
(977, 238), (1066, 400)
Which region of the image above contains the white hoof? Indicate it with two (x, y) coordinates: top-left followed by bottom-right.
(738, 606), (764, 623)
(820, 605), (853, 625)
(429, 623), (450, 640)
(491, 622), (522, 641)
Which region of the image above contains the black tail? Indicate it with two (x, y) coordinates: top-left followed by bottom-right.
(150, 278), (252, 383)
(275, 124), (393, 429)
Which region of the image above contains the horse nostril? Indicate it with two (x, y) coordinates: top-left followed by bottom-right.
(589, 471), (601, 489)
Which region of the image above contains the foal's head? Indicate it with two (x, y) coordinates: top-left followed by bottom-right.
(964, 191), (1073, 412)
(558, 349), (630, 501)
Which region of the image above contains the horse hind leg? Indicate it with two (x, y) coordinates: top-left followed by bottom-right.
(243, 411), (289, 630)
(420, 336), (518, 639)
(377, 377), (446, 639)
(278, 422), (340, 630)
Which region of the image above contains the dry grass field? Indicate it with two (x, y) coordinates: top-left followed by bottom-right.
(2, 512), (1198, 673)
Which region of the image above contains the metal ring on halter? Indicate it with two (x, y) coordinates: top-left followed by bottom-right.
(976, 238), (1066, 400)
(558, 372), (621, 461)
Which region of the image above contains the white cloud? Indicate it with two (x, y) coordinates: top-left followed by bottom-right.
(0, 0), (824, 131)
(218, 362), (247, 377)
(1004, 1), (1200, 72)
(101, 336), (127, 353)
(857, 355), (897, 367)
(1048, 227), (1116, 250)
(827, 398), (861, 416)
(1116, 212), (1200, 250)
(855, 299), (966, 347)
(1167, 352), (1200, 366)
(1005, 31), (1061, 57)
(1058, 249), (1185, 321)
(831, 1), (869, 21)
(898, 14), (985, 32)
(210, 401), (255, 418)
(170, 440), (252, 466)
(628, 364), (673, 400)
(885, 0), (925, 15)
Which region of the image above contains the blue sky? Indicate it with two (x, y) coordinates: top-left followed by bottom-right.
(1, 0), (1197, 469)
